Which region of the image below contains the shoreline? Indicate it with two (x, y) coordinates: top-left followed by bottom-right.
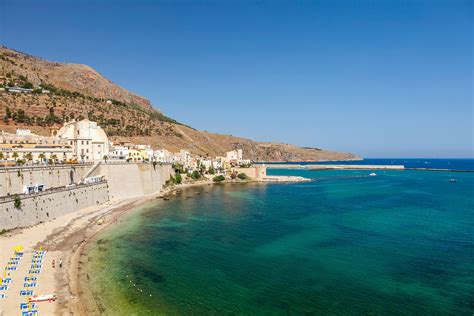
(1, 177), (299, 315)
(0, 179), (214, 315)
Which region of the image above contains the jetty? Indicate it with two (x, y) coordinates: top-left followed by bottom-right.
(266, 164), (405, 170)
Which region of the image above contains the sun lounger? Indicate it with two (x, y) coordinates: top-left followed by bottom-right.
(28, 269), (41, 274)
(20, 290), (34, 296)
(7, 266), (17, 271)
(0, 293), (6, 299)
(22, 310), (39, 316)
(25, 277), (37, 282)
(20, 303), (38, 310)
(24, 282), (37, 288)
(1, 278), (12, 285)
(0, 285), (8, 291)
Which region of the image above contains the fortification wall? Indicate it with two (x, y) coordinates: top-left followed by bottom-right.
(0, 182), (109, 231)
(93, 163), (174, 199)
(0, 165), (90, 196)
(234, 166), (267, 179)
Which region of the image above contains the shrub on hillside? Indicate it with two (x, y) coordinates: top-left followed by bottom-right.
(237, 173), (249, 180)
(213, 175), (226, 183)
(174, 173), (182, 184)
(191, 170), (201, 180)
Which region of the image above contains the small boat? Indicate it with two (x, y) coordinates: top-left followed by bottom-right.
(28, 294), (57, 303)
(369, 173), (377, 177)
(450, 179), (457, 182)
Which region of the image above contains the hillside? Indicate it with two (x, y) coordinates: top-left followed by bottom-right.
(0, 46), (359, 161)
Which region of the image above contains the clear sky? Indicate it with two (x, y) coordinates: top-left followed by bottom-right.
(1, 0), (472, 157)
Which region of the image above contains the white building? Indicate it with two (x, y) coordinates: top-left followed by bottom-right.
(57, 119), (109, 162)
(226, 149), (243, 161)
(154, 149), (173, 163)
(109, 145), (129, 160)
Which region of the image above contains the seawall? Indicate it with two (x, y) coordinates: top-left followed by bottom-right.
(0, 163), (174, 231)
(92, 163), (174, 199)
(0, 182), (109, 231)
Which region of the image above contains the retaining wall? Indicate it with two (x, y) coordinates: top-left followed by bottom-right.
(0, 165), (90, 196)
(0, 182), (109, 231)
(93, 163), (174, 199)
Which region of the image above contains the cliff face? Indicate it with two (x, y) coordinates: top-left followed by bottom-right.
(0, 46), (359, 161)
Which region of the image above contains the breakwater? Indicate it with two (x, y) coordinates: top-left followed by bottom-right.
(267, 164), (405, 170)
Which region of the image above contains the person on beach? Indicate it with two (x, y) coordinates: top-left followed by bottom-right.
(52, 259), (55, 268)
(59, 259), (62, 268)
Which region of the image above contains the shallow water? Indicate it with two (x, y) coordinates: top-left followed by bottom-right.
(86, 169), (474, 315)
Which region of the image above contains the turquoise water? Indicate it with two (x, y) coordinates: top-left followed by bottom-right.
(86, 169), (474, 315)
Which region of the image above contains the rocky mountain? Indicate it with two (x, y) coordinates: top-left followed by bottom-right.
(0, 46), (359, 161)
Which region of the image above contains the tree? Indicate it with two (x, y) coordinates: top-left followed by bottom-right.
(12, 152), (19, 161)
(51, 154), (58, 163)
(25, 152), (33, 162)
(38, 153), (46, 163)
(103, 155), (108, 163)
(0, 152), (3, 161)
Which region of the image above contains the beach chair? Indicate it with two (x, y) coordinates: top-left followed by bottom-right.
(24, 277), (37, 282)
(24, 283), (37, 288)
(20, 303), (38, 310)
(1, 278), (11, 285)
(0, 293), (6, 299)
(20, 290), (34, 296)
(22, 310), (39, 316)
(0, 285), (8, 291)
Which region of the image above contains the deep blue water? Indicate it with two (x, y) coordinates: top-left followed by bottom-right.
(264, 158), (474, 170)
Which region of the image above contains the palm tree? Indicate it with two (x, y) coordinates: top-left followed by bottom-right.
(12, 152), (19, 161)
(51, 154), (58, 164)
(38, 153), (46, 164)
(25, 152), (33, 161)
(103, 155), (108, 163)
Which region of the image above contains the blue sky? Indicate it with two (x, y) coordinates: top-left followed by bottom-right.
(1, 0), (472, 157)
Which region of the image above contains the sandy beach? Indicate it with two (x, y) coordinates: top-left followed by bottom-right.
(0, 180), (193, 316)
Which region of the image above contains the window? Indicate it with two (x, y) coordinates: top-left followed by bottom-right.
(77, 130), (80, 135)
(81, 141), (84, 145)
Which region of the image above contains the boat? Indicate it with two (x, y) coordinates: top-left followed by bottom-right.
(450, 179), (457, 182)
(28, 294), (57, 303)
(369, 173), (377, 177)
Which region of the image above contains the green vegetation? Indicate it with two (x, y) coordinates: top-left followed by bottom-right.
(213, 175), (226, 183)
(191, 170), (201, 180)
(174, 173), (182, 184)
(237, 173), (249, 180)
(14, 195), (22, 209)
(172, 163), (185, 174)
(208, 166), (215, 175)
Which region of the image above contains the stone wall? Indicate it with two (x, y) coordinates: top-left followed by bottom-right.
(0, 182), (109, 231)
(0, 163), (173, 230)
(0, 165), (90, 196)
(233, 165), (267, 179)
(93, 163), (174, 199)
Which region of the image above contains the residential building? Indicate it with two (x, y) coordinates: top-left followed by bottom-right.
(0, 129), (73, 163)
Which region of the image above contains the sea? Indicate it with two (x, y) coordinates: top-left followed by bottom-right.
(84, 159), (474, 315)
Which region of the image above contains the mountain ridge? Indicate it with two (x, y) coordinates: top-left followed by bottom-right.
(0, 45), (359, 161)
